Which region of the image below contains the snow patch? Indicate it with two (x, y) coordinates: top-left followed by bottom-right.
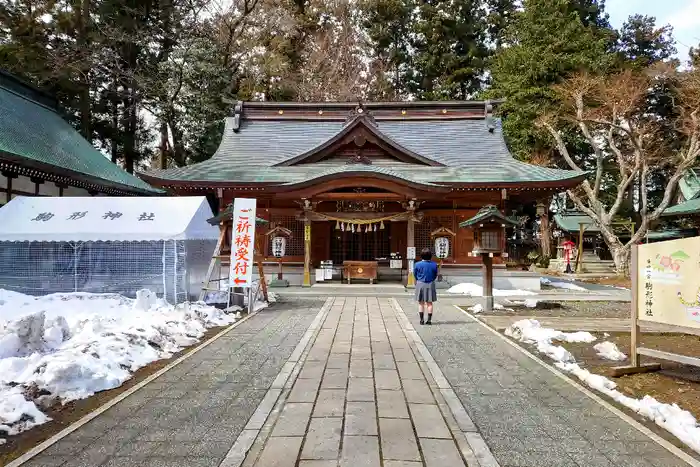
(0, 288), (242, 441)
(447, 283), (537, 296)
(594, 341), (627, 361)
(506, 320), (700, 454)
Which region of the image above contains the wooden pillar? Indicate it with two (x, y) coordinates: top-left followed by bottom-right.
(576, 222), (585, 273)
(537, 202), (550, 258)
(407, 217), (415, 287)
(303, 219), (312, 287)
(482, 254), (494, 311)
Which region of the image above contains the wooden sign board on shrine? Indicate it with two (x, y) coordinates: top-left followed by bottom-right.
(613, 239), (700, 376)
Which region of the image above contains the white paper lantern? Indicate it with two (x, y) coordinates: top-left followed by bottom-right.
(434, 237), (449, 259)
(272, 236), (287, 258)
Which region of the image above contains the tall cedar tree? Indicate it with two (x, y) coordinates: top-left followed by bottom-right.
(362, 0), (416, 100)
(411, 0), (489, 100)
(485, 0), (516, 49)
(487, 0), (615, 161)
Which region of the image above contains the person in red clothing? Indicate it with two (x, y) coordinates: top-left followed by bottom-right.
(414, 248), (438, 325)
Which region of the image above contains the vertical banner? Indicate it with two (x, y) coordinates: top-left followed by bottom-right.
(230, 198), (257, 288)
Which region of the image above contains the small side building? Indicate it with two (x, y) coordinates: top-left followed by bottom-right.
(0, 70), (159, 202)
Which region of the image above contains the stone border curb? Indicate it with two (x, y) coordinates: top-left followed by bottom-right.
(219, 297), (334, 467)
(390, 298), (501, 467)
(454, 304), (700, 467)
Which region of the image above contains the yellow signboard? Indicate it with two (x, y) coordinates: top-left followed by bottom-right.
(637, 236), (700, 329)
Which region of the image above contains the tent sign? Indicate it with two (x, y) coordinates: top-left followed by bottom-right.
(230, 198), (257, 287)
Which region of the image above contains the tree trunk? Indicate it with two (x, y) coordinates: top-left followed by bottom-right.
(610, 244), (631, 277)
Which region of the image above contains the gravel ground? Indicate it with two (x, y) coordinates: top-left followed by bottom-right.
(463, 300), (632, 319)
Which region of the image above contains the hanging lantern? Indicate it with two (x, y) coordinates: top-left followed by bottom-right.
(272, 236), (287, 258)
(335, 220), (340, 230)
(380, 220), (385, 230)
(434, 236), (449, 259)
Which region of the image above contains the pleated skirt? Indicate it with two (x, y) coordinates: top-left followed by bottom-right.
(414, 280), (437, 303)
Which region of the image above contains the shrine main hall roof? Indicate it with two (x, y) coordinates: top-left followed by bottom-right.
(141, 101), (585, 191)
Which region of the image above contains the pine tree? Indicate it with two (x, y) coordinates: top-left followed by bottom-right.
(617, 14), (676, 69)
(487, 0), (615, 160)
(485, 0), (516, 49)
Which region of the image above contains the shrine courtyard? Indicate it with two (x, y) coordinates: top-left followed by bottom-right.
(13, 296), (692, 467)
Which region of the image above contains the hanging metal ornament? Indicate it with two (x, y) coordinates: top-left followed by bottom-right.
(335, 220), (340, 230)
(380, 220), (385, 230)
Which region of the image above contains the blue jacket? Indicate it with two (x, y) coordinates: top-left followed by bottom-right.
(414, 260), (438, 283)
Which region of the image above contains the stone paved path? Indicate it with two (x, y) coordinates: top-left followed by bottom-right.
(20, 298), (324, 467)
(237, 296), (483, 467)
(17, 296), (695, 467)
(398, 298), (692, 467)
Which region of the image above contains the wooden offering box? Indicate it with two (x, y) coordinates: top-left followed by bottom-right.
(343, 261), (378, 284)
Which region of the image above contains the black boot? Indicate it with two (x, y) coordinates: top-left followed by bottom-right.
(419, 312), (424, 325)
(426, 314), (432, 325)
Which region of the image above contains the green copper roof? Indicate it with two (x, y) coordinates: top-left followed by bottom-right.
(0, 71), (159, 194)
(142, 109), (584, 186)
(553, 213), (601, 233)
(459, 205), (518, 227)
(645, 228), (697, 241)
(207, 204), (269, 225)
(662, 197), (700, 217)
(679, 168), (700, 201)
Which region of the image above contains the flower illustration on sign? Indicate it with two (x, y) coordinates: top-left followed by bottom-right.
(677, 287), (700, 322)
(654, 250), (689, 272)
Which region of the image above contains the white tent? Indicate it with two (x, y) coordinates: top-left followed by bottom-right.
(0, 196), (218, 242)
(0, 196), (218, 302)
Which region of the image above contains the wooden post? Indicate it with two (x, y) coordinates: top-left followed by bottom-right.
(630, 243), (640, 367)
(482, 253), (494, 312)
(407, 218), (415, 287)
(303, 220), (312, 287)
(257, 260), (269, 302)
(576, 222), (585, 273)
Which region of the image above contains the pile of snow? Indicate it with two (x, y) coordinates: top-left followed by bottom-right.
(505, 319), (596, 363)
(506, 319), (700, 454)
(594, 341), (627, 361)
(447, 283), (537, 296)
(468, 303), (513, 314)
(0, 289), (239, 442)
(540, 277), (587, 291)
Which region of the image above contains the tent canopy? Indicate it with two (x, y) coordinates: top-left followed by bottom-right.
(0, 196), (218, 242)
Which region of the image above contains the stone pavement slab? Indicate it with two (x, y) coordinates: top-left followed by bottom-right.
(240, 297), (472, 466)
(397, 298), (693, 467)
(20, 299), (325, 467)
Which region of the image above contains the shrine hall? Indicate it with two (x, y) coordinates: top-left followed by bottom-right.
(140, 101), (585, 286)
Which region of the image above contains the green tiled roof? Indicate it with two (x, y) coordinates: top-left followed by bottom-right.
(142, 110), (585, 186)
(645, 228), (697, 241)
(0, 71), (159, 194)
(459, 205), (518, 227)
(662, 197), (700, 217)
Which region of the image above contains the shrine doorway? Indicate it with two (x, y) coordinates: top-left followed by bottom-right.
(330, 223), (392, 263)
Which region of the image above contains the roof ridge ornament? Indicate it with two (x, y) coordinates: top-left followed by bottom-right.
(485, 100), (495, 133)
(345, 102), (377, 127)
(232, 101), (243, 133)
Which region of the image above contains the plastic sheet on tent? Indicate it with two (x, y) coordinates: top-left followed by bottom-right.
(0, 196), (219, 302)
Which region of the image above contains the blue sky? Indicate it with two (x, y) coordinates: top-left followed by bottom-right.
(605, 0), (700, 61)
